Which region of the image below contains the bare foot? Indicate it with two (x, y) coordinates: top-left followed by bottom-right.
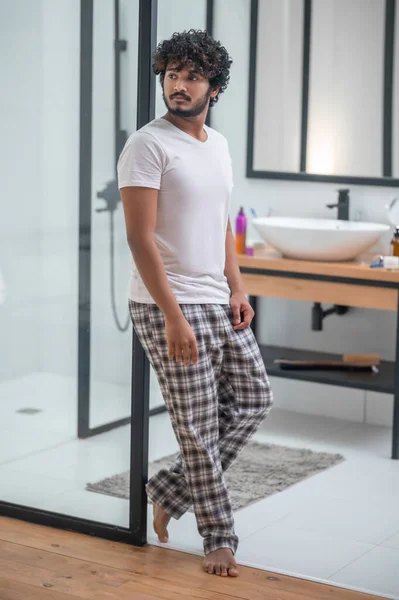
(203, 548), (239, 577)
(152, 503), (171, 543)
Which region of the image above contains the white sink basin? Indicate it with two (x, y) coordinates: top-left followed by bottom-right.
(252, 217), (390, 261)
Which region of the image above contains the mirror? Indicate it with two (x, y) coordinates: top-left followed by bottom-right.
(247, 0), (399, 186)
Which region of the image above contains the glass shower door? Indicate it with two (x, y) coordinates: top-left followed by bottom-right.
(0, 0), (157, 546)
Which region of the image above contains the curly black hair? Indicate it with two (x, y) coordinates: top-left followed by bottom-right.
(152, 29), (232, 107)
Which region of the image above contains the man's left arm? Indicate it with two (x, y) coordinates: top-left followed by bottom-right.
(224, 218), (254, 330)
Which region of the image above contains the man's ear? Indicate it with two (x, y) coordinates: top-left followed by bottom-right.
(210, 86), (219, 98)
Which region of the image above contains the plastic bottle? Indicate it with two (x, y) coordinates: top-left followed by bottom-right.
(235, 207), (247, 254)
(390, 226), (399, 257)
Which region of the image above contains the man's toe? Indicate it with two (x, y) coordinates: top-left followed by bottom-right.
(228, 564), (239, 577)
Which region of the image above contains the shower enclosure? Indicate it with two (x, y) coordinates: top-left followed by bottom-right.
(0, 0), (213, 546)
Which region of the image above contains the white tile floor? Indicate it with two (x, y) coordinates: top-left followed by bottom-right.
(0, 373), (399, 599)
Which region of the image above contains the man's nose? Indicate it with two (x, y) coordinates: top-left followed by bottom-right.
(174, 78), (187, 92)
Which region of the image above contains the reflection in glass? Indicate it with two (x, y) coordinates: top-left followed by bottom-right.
(307, 0), (384, 177)
(253, 0), (304, 173)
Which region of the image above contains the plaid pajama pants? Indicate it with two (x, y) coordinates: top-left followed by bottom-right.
(129, 300), (274, 556)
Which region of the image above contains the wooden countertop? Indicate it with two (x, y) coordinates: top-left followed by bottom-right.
(237, 247), (399, 284)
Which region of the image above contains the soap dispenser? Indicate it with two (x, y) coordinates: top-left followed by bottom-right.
(390, 226), (399, 256)
(235, 207), (247, 254)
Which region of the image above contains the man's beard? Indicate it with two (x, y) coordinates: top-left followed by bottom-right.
(163, 87), (212, 118)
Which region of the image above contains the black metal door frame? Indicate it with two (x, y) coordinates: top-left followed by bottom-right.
(129, 0), (157, 544)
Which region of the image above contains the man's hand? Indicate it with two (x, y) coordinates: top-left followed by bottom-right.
(165, 314), (199, 366)
(230, 292), (254, 330)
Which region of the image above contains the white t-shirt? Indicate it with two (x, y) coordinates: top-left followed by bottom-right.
(117, 117), (233, 304)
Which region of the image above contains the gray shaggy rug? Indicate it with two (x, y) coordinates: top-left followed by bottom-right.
(86, 441), (344, 511)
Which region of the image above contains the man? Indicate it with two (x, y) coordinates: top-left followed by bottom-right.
(118, 29), (273, 578)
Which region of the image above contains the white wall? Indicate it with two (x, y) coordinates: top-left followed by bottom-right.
(212, 0), (397, 427)
(0, 0), (60, 381)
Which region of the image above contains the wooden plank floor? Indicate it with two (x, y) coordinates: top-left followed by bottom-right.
(0, 517), (383, 600)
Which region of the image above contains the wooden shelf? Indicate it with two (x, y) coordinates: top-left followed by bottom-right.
(238, 247), (399, 284)
(259, 345), (395, 394)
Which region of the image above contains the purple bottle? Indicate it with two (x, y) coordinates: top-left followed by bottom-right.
(235, 207), (247, 254)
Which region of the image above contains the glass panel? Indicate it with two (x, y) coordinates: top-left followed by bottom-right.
(89, 0), (139, 431)
(80, 0), (140, 527)
(0, 0), (81, 509)
(307, 0), (384, 176)
(253, 0), (304, 172)
(0, 0), (139, 530)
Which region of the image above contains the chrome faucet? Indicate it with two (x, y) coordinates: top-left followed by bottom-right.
(326, 189), (350, 221)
